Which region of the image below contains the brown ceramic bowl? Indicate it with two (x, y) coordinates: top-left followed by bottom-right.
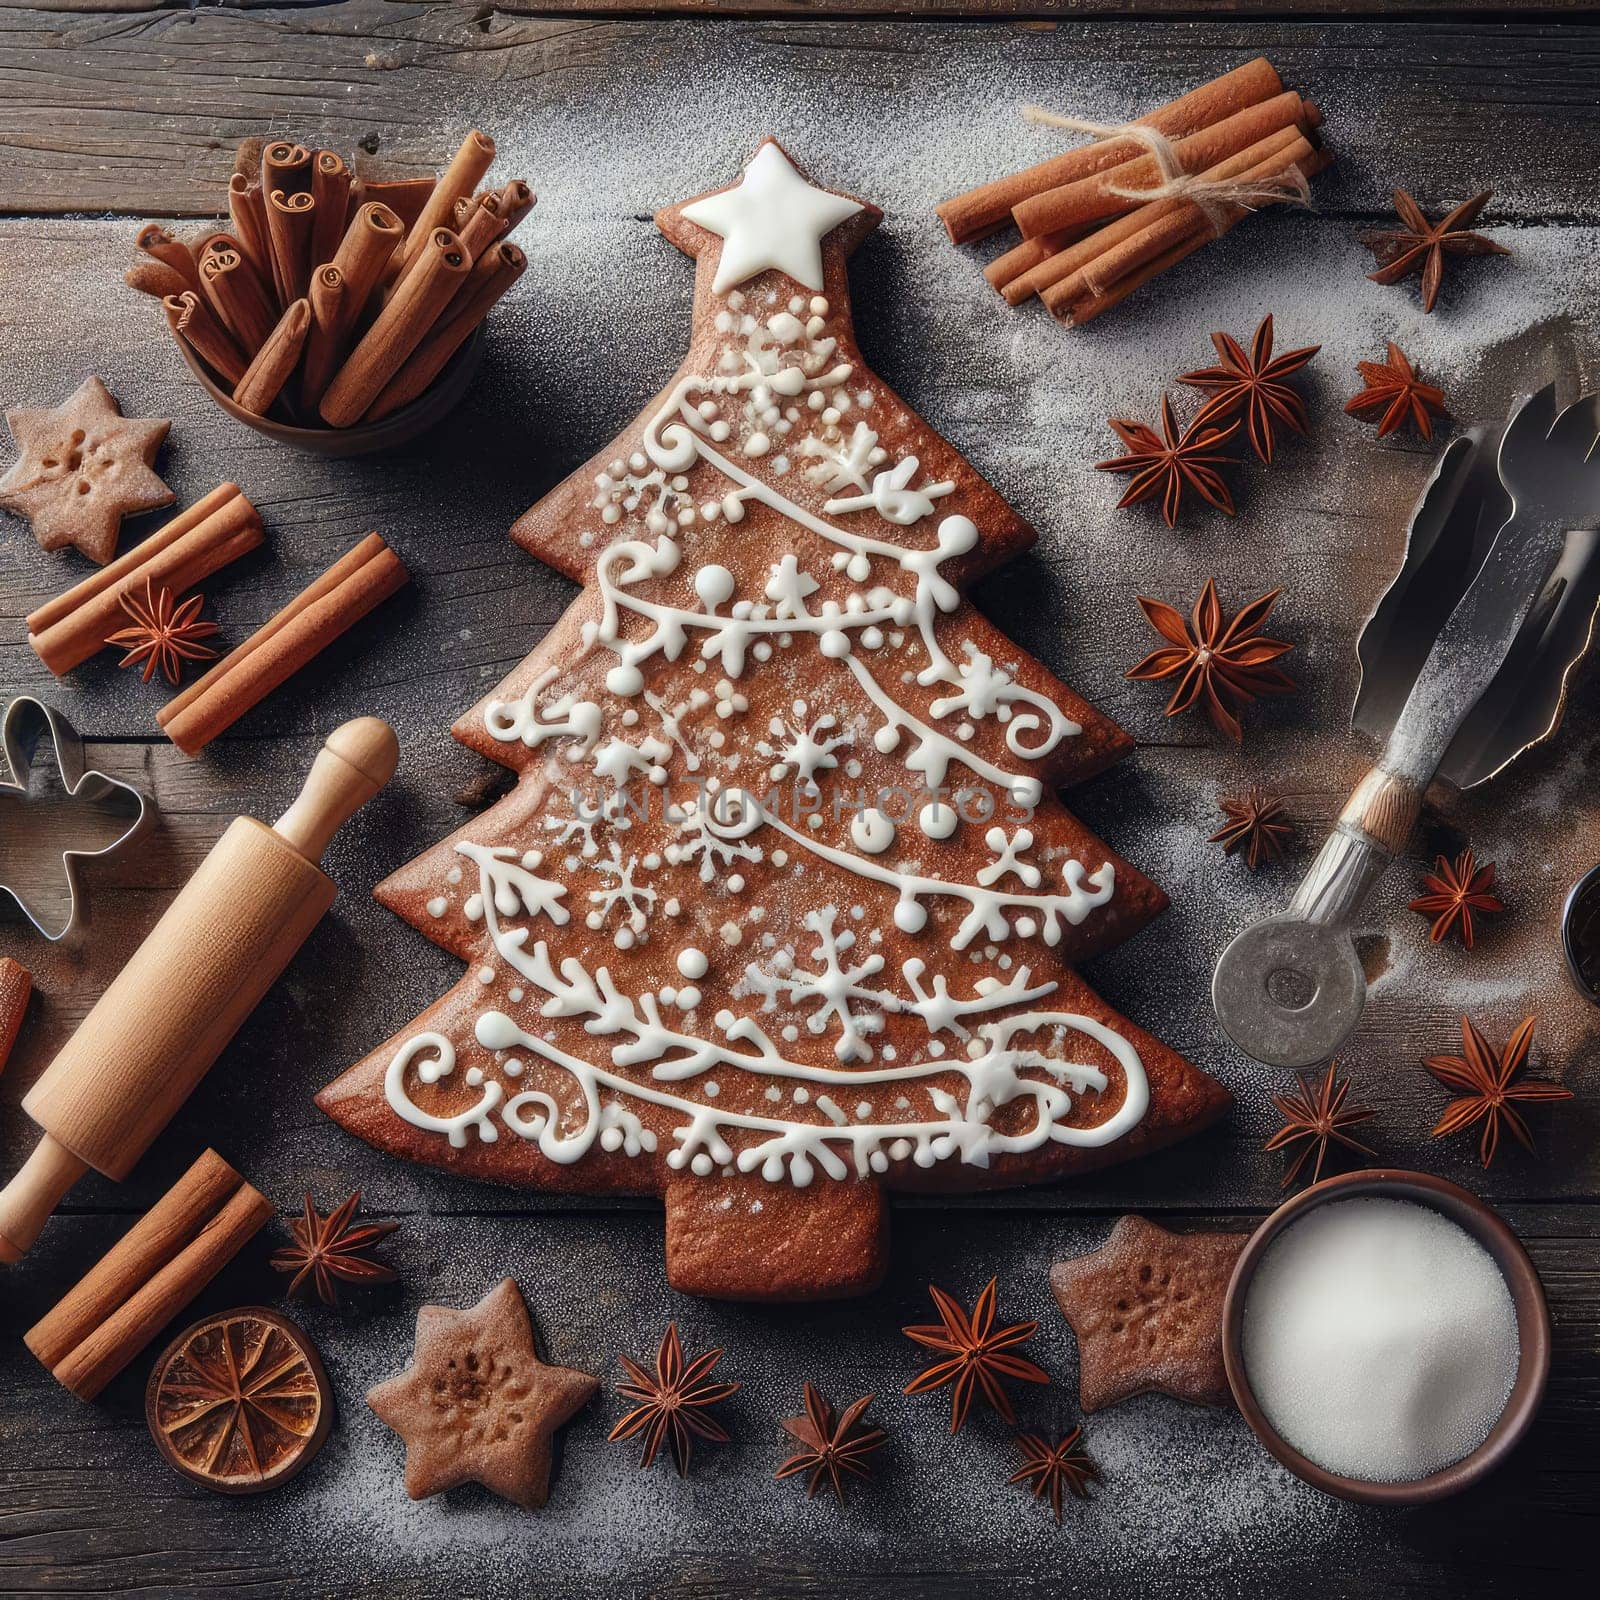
(1221, 1168), (1550, 1506)
(174, 325), (483, 457)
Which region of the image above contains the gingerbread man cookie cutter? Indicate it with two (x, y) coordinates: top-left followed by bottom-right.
(0, 695), (151, 941)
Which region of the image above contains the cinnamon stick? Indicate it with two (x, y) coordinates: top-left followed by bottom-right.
(399, 129), (495, 268)
(984, 226), (1094, 295)
(1045, 144), (1334, 326)
(368, 240), (525, 421)
(158, 533), (410, 756)
(135, 223), (200, 293)
(1007, 123), (1306, 306)
(309, 149), (351, 270)
(28, 484), (264, 676)
(233, 297), (310, 417)
(227, 173), (273, 293)
(357, 176), (436, 230)
(124, 257), (190, 299)
(0, 957), (30, 1080)
(493, 178), (535, 238)
(199, 238), (278, 353)
(319, 226), (471, 427)
(936, 56), (1283, 244)
(330, 200), (405, 317)
(25, 1150), (271, 1401)
(25, 1149), (242, 1371)
(455, 190), (505, 263)
(262, 140), (311, 196)
(1013, 91), (1317, 240)
(163, 290), (248, 387)
(299, 264), (349, 409)
(265, 187), (316, 306)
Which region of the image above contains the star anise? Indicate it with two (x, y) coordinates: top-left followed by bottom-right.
(1409, 848), (1504, 949)
(1126, 578), (1297, 744)
(902, 1277), (1049, 1432)
(774, 1383), (887, 1503)
(1264, 1060), (1378, 1189)
(1209, 787), (1293, 870)
(1008, 1428), (1099, 1523)
(1179, 315), (1321, 464)
(270, 1191), (398, 1306)
(609, 1323), (739, 1476)
(1360, 189), (1510, 313)
(106, 577), (219, 686)
(1423, 1015), (1573, 1168)
(1344, 343), (1449, 441)
(1096, 394), (1239, 527)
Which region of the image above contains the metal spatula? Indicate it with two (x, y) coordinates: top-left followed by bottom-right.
(1213, 384), (1600, 1068)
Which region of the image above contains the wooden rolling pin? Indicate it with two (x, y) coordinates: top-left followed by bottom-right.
(0, 717), (399, 1264)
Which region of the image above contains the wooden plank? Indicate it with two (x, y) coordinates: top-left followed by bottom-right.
(0, 4), (1598, 219)
(0, 1204), (1594, 1597)
(15, 1), (1600, 20)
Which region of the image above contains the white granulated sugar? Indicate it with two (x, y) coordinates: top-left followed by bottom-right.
(1242, 1198), (1519, 1483)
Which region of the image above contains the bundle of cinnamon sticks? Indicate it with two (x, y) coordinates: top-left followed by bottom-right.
(128, 131), (531, 427)
(937, 58), (1331, 326)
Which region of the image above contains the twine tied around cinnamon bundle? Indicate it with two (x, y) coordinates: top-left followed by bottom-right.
(1021, 105), (1312, 234)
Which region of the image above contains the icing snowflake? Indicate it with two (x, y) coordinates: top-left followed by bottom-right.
(544, 789), (625, 858)
(757, 700), (852, 785)
(587, 843), (658, 948)
(802, 421), (885, 494)
(665, 791), (766, 882)
(743, 907), (887, 1063)
(928, 642), (1016, 723)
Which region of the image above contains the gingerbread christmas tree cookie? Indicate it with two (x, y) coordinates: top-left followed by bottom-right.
(318, 142), (1230, 1301)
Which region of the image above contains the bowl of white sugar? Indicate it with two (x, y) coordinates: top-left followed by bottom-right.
(1222, 1169), (1550, 1504)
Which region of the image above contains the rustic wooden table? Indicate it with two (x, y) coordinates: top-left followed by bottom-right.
(2, 3), (1597, 1595)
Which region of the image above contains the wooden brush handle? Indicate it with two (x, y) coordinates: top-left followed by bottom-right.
(0, 718), (399, 1263)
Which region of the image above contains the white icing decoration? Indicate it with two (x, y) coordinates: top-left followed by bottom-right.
(680, 143), (864, 295)
(586, 842), (657, 945)
(455, 841), (569, 926)
(757, 699), (851, 785)
(693, 790), (1113, 950)
(851, 807), (896, 854)
(824, 455), (955, 526)
(484, 666), (603, 756)
(677, 946), (709, 981)
(918, 800), (959, 839)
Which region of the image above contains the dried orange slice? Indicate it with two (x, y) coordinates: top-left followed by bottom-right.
(145, 1307), (333, 1494)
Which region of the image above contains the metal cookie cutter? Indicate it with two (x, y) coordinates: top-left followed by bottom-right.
(1214, 385), (1600, 1067)
(0, 695), (151, 941)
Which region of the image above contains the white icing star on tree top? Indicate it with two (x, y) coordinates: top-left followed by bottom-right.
(680, 142), (865, 294)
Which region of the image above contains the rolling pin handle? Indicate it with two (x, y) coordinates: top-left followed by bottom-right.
(0, 1135), (90, 1264)
(273, 717), (400, 864)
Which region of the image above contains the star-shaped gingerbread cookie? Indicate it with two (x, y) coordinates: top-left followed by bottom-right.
(367, 1277), (597, 1510)
(0, 376), (172, 564)
(1049, 1215), (1245, 1412)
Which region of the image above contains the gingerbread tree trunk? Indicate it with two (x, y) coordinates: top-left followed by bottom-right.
(318, 143), (1230, 1302)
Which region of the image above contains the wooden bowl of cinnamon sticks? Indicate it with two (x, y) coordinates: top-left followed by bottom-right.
(128, 132), (530, 454)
